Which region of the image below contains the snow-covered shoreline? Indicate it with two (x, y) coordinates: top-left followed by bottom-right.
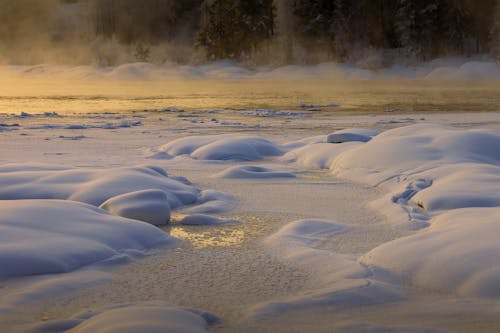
(1, 108), (500, 332)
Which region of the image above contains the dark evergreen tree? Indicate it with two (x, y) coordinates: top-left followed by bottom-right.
(492, 0), (500, 59)
(197, 0), (275, 60)
(396, 0), (440, 59)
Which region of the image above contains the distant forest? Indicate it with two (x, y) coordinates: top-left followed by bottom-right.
(0, 0), (499, 65)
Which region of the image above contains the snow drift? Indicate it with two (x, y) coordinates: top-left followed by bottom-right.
(153, 134), (284, 161)
(0, 200), (176, 279)
(0, 165), (199, 208)
(33, 302), (218, 333)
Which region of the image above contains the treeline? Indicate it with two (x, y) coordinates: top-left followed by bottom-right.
(88, 0), (500, 62)
(292, 0), (499, 61)
(0, 0), (499, 65)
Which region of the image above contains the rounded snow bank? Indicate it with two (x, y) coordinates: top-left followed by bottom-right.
(0, 200), (176, 279)
(362, 207), (500, 298)
(326, 128), (379, 143)
(155, 134), (284, 161)
(425, 61), (500, 80)
(331, 124), (500, 185)
(100, 189), (171, 226)
(37, 302), (218, 333)
(0, 165), (199, 209)
(282, 141), (362, 169)
(215, 165), (295, 179)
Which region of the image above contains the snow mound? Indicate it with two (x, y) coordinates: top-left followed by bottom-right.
(425, 61), (500, 80)
(0, 165), (199, 208)
(412, 164), (500, 211)
(326, 128), (379, 143)
(179, 214), (239, 226)
(362, 208), (500, 298)
(331, 124), (500, 185)
(34, 302), (218, 333)
(267, 219), (348, 248)
(317, 124), (500, 297)
(252, 219), (403, 318)
(250, 280), (404, 319)
(215, 165), (295, 179)
(182, 190), (236, 214)
(99, 189), (171, 226)
(282, 142), (362, 169)
(155, 134), (284, 161)
(0, 200), (176, 279)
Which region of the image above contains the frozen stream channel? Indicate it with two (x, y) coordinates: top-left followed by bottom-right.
(1, 108), (500, 332)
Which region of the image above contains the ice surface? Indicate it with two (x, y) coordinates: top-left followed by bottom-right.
(179, 214), (239, 226)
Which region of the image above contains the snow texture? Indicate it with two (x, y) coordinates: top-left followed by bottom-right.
(0, 200), (176, 279)
(99, 189), (171, 226)
(251, 219), (404, 317)
(322, 124), (500, 297)
(0, 165), (199, 208)
(32, 302), (218, 333)
(326, 128), (379, 143)
(215, 165), (295, 179)
(153, 134), (284, 161)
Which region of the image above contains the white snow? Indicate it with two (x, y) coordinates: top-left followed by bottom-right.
(0, 165), (199, 208)
(181, 190), (236, 214)
(251, 219), (404, 317)
(0, 200), (176, 279)
(154, 134), (284, 161)
(362, 208), (500, 298)
(33, 302), (217, 333)
(326, 128), (379, 143)
(282, 142), (362, 169)
(318, 124), (500, 297)
(215, 165), (296, 179)
(99, 189), (171, 226)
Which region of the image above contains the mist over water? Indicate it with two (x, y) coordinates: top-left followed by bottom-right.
(0, 61), (499, 114)
(0, 1), (498, 114)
